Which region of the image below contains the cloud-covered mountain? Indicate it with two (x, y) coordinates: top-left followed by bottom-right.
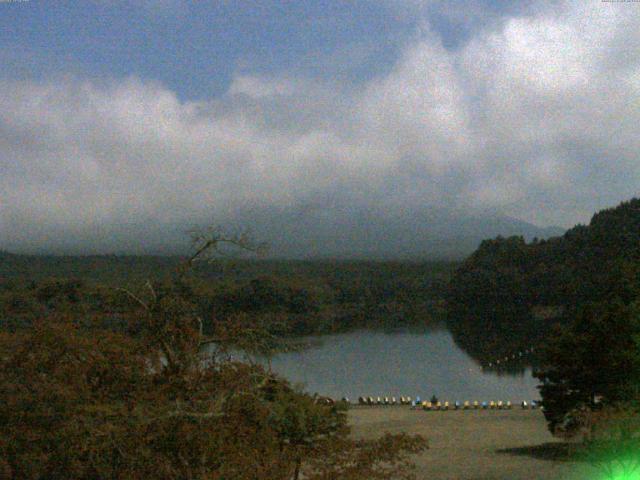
(234, 204), (565, 260)
(1, 199), (563, 259)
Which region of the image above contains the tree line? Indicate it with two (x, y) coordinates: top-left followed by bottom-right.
(0, 255), (454, 337)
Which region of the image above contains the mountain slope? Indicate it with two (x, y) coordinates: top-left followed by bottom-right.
(236, 205), (565, 260)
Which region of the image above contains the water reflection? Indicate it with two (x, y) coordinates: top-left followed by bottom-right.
(266, 329), (540, 401)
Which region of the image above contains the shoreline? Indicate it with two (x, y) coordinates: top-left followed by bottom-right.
(348, 407), (594, 480)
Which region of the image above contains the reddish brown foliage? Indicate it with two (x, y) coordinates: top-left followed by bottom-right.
(0, 304), (426, 479)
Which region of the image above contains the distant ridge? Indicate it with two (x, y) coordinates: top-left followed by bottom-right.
(0, 206), (564, 260)
(235, 205), (565, 260)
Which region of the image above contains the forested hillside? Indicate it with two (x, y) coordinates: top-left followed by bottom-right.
(447, 198), (640, 365)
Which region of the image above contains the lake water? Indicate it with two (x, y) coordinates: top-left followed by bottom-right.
(266, 329), (541, 402)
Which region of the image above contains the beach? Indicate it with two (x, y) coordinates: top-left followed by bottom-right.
(349, 407), (596, 480)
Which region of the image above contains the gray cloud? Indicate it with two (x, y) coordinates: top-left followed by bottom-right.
(1, 1), (639, 253)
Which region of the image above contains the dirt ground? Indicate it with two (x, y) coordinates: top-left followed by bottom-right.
(348, 407), (598, 480)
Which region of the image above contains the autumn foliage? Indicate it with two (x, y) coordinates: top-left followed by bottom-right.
(0, 259), (426, 479)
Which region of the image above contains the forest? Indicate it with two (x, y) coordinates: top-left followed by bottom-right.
(447, 198), (640, 365)
(0, 253), (454, 338)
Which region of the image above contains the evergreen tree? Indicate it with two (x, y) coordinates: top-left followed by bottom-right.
(535, 300), (640, 436)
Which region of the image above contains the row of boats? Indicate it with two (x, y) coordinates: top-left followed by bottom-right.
(355, 396), (542, 410)
(485, 347), (536, 368)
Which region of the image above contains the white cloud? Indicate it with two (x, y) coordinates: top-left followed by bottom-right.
(2, 0), (640, 252)
(228, 76), (304, 99)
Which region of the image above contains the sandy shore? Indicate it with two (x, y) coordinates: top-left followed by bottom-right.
(348, 407), (596, 480)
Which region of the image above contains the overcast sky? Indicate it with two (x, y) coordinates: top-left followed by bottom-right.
(1, 0), (639, 253)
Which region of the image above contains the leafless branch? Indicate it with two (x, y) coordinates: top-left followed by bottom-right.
(178, 226), (268, 278)
(145, 280), (157, 303)
(115, 288), (149, 311)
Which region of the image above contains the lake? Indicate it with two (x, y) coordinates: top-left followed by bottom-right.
(266, 329), (541, 402)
